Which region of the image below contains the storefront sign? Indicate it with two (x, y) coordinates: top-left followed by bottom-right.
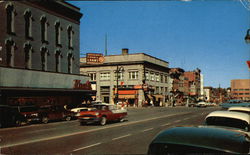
(73, 80), (92, 90)
(86, 53), (104, 64)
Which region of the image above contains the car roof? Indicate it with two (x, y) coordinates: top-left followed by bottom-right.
(228, 106), (250, 112)
(206, 111), (250, 124)
(151, 126), (250, 154)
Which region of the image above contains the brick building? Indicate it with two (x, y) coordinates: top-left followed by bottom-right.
(184, 68), (201, 101)
(0, 1), (95, 107)
(231, 79), (250, 101)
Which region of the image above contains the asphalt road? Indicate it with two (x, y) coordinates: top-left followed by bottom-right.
(0, 106), (220, 155)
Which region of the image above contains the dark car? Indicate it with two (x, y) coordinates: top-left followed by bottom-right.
(38, 105), (75, 123)
(148, 126), (250, 155)
(0, 105), (22, 128)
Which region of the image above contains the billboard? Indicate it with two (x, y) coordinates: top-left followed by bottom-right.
(86, 53), (105, 64)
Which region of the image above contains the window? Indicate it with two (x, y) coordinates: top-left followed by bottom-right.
(114, 72), (124, 80)
(24, 42), (32, 69)
(160, 74), (163, 83)
(24, 10), (33, 39)
(6, 3), (15, 34)
(100, 72), (110, 80)
(145, 72), (149, 80)
(155, 74), (160, 82)
(40, 46), (49, 71)
(40, 16), (48, 43)
(55, 21), (62, 46)
(5, 39), (15, 67)
(129, 71), (138, 80)
(67, 53), (73, 73)
(88, 73), (96, 81)
(67, 25), (74, 49)
(55, 50), (62, 72)
(150, 72), (155, 81)
(165, 75), (168, 83)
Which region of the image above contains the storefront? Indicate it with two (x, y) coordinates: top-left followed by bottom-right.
(0, 67), (96, 108)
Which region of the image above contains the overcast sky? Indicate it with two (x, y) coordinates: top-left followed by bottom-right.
(69, 0), (250, 88)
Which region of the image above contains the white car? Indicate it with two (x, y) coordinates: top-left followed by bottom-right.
(205, 111), (250, 132)
(228, 106), (250, 115)
(196, 102), (207, 107)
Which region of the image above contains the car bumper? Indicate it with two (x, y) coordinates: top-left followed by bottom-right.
(78, 117), (101, 123)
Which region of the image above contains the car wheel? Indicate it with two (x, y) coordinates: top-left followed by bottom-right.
(100, 116), (107, 126)
(16, 120), (22, 126)
(65, 116), (71, 121)
(42, 117), (49, 124)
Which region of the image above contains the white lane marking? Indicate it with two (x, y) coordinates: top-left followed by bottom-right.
(73, 142), (101, 152)
(0, 112), (190, 148)
(161, 123), (170, 127)
(142, 128), (154, 132)
(112, 134), (132, 141)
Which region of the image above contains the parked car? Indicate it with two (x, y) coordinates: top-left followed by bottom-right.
(78, 103), (127, 125)
(196, 101), (207, 108)
(147, 126), (250, 154)
(205, 111), (250, 132)
(38, 105), (75, 123)
(70, 104), (93, 113)
(228, 106), (250, 115)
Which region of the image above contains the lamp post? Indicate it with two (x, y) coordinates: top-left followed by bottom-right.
(114, 65), (124, 104)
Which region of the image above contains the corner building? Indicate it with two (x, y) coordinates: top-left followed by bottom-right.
(80, 49), (171, 107)
(0, 1), (95, 107)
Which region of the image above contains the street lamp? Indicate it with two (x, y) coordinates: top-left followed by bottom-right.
(245, 29), (250, 43)
(114, 65), (124, 104)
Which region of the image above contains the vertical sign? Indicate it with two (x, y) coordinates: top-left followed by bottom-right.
(0, 45), (2, 62)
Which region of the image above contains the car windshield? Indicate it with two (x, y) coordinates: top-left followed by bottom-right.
(206, 117), (249, 131)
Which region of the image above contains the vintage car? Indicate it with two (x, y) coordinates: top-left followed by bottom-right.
(196, 101), (207, 108)
(78, 103), (127, 125)
(228, 106), (250, 115)
(147, 126), (250, 154)
(205, 111), (250, 132)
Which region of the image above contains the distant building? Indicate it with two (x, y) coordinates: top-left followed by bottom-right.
(80, 49), (171, 107)
(204, 86), (212, 102)
(231, 79), (250, 101)
(0, 1), (95, 107)
(184, 68), (201, 101)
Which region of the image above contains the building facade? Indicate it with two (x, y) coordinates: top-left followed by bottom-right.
(80, 49), (171, 107)
(0, 1), (95, 108)
(231, 79), (250, 101)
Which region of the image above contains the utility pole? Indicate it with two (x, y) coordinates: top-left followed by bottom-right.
(105, 33), (107, 56)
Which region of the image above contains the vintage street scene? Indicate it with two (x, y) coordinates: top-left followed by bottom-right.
(0, 0), (250, 155)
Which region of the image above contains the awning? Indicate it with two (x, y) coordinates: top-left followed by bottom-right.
(118, 95), (136, 99)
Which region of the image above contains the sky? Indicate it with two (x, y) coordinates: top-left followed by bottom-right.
(68, 0), (250, 88)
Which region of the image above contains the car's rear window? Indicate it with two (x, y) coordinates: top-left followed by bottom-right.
(206, 117), (249, 131)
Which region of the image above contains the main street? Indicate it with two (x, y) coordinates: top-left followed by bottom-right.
(0, 106), (220, 155)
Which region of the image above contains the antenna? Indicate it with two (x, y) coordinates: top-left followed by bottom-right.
(105, 33), (108, 56)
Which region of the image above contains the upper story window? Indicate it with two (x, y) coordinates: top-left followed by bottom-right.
(67, 25), (74, 49)
(114, 72), (124, 80)
(5, 38), (15, 67)
(40, 16), (49, 43)
(88, 73), (97, 81)
(24, 9), (33, 39)
(145, 72), (149, 80)
(6, 3), (16, 35)
(160, 74), (164, 83)
(55, 49), (62, 72)
(165, 75), (168, 83)
(24, 42), (33, 69)
(155, 74), (160, 82)
(129, 71), (138, 80)
(40, 46), (49, 71)
(55, 21), (62, 46)
(100, 72), (110, 80)
(67, 52), (74, 73)
(150, 72), (155, 81)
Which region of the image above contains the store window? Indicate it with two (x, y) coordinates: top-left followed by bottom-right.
(100, 72), (110, 80)
(6, 3), (15, 34)
(129, 71), (138, 80)
(24, 10), (33, 39)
